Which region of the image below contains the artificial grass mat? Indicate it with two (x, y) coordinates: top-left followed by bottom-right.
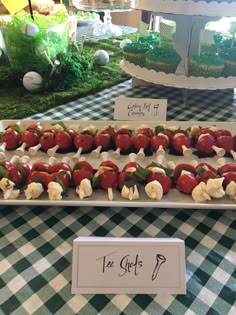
(0, 33), (137, 120)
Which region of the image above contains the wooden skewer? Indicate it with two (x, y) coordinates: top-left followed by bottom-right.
(136, 148), (145, 161)
(212, 145), (225, 157)
(72, 147), (83, 163)
(128, 153), (137, 162)
(10, 155), (20, 164)
(28, 143), (41, 156)
(16, 143), (27, 157)
(107, 187), (114, 201)
(112, 148), (120, 159)
(21, 155), (30, 164)
(156, 154), (165, 165)
(230, 149), (236, 160)
(155, 145), (165, 156)
(47, 145), (59, 157)
(101, 151), (109, 161)
(91, 145), (102, 158)
(182, 145), (192, 157)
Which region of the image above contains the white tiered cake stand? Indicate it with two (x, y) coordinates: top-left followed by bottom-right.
(121, 0), (236, 90)
(72, 1), (134, 37)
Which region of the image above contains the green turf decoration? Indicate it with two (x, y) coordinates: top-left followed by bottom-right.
(0, 32), (138, 120)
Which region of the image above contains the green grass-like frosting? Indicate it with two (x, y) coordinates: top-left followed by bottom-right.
(139, 33), (159, 47)
(146, 47), (181, 64)
(220, 47), (236, 62)
(123, 41), (152, 54)
(191, 52), (224, 66)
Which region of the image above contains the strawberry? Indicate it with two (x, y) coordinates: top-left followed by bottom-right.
(99, 170), (117, 190)
(132, 134), (150, 152)
(176, 173), (198, 194)
(151, 134), (169, 152)
(74, 132), (94, 153)
(73, 169), (93, 186)
(93, 133), (111, 150)
(114, 134), (132, 153)
(216, 135), (234, 153)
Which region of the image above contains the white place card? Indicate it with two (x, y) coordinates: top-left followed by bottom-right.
(113, 97), (167, 121)
(71, 237), (186, 294)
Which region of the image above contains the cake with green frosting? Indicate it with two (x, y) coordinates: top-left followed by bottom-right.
(220, 47), (236, 77)
(188, 52), (224, 77)
(139, 33), (159, 47)
(159, 37), (174, 48)
(145, 47), (181, 73)
(122, 41), (152, 67)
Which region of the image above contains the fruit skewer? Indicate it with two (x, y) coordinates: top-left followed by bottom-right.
(91, 129), (113, 158)
(0, 122), (21, 152)
(72, 125), (96, 162)
(94, 152), (119, 201)
(73, 160), (94, 199)
(112, 126), (133, 159)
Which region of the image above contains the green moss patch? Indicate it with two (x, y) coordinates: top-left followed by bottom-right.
(0, 33), (138, 119)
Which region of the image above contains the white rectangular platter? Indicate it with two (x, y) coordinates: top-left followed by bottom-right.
(1, 119), (236, 209)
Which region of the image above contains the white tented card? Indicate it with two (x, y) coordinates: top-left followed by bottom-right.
(71, 237), (186, 294)
(113, 97), (167, 121)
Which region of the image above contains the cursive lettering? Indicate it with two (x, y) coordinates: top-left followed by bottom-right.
(96, 251), (116, 273)
(119, 254), (143, 277)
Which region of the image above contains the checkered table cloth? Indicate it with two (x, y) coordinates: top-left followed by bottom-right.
(1, 81), (236, 315)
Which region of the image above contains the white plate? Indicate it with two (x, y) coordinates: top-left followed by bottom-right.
(120, 60), (236, 90)
(1, 120), (236, 209)
(134, 0), (236, 17)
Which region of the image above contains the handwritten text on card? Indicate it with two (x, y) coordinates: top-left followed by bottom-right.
(114, 97), (167, 121)
(72, 237), (186, 294)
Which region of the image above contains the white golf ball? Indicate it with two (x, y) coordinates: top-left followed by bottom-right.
(23, 71), (43, 92)
(94, 50), (109, 66)
(120, 38), (132, 50)
(21, 22), (40, 37)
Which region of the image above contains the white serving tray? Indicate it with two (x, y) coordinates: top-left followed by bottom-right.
(1, 119), (236, 209)
(120, 60), (236, 90)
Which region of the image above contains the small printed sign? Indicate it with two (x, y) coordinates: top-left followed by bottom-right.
(114, 97), (167, 121)
(72, 237), (186, 294)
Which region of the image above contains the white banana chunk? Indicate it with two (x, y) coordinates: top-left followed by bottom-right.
(4, 189), (20, 200)
(76, 178), (93, 200)
(82, 125), (97, 134)
(145, 180), (163, 201)
(192, 182), (211, 203)
(124, 167), (137, 173)
(51, 124), (64, 132)
(205, 178), (225, 199)
(0, 178), (20, 199)
(47, 182), (63, 200)
(189, 125), (200, 137)
(121, 185), (139, 200)
(24, 182), (44, 200)
(0, 178), (15, 192)
(225, 181), (236, 201)
(147, 166), (165, 175)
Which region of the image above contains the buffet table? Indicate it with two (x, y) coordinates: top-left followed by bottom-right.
(1, 81), (236, 315)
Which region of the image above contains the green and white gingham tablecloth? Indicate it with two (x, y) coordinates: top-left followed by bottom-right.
(1, 81), (236, 315)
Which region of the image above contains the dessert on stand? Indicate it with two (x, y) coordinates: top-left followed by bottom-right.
(120, 0), (236, 89)
(72, 0), (134, 36)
